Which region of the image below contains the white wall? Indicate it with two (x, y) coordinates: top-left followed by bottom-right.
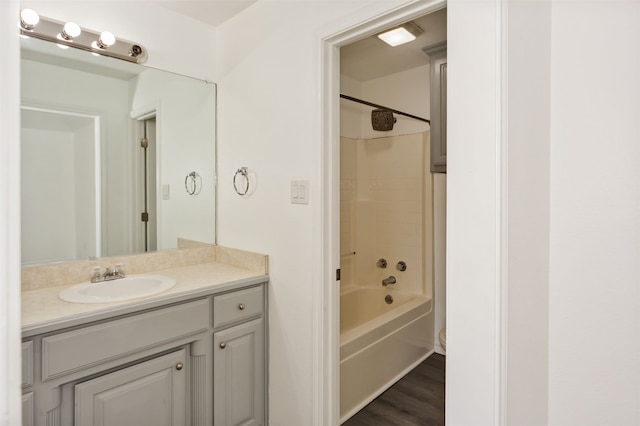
(0, 1), (22, 423)
(130, 69), (216, 250)
(340, 66), (430, 140)
(339, 76), (363, 139)
(446, 0), (503, 422)
(340, 136), (358, 286)
(506, 0), (551, 423)
(361, 66), (431, 138)
(548, 2), (640, 424)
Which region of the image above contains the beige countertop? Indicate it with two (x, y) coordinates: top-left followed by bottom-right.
(23, 262), (268, 337)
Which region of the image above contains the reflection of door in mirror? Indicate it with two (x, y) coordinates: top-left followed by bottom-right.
(139, 118), (157, 253)
(21, 106), (101, 265)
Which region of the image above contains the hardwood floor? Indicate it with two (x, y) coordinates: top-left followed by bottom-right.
(342, 353), (445, 426)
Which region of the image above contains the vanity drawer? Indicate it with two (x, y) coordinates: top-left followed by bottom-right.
(41, 299), (209, 381)
(213, 286), (263, 328)
(22, 341), (33, 387)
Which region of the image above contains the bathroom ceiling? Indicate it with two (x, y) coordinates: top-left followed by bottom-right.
(152, 0), (258, 27)
(340, 7), (447, 82)
(152, 2), (445, 82)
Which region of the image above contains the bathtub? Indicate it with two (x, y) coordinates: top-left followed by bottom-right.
(340, 286), (433, 423)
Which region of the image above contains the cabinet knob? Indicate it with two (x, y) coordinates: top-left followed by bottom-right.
(238, 303), (246, 310)
(176, 363), (184, 371)
(220, 342), (227, 349)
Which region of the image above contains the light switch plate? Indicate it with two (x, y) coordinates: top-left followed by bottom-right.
(162, 184), (170, 200)
(291, 180), (309, 204)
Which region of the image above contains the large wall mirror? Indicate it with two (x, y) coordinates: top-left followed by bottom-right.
(21, 36), (216, 266)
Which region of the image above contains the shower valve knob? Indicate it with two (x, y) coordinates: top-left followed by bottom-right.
(396, 261), (407, 271)
(377, 258), (388, 268)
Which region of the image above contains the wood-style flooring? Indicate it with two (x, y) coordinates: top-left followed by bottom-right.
(342, 353), (445, 426)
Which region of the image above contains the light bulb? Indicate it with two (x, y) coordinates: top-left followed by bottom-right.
(97, 31), (115, 48)
(61, 22), (81, 39)
(20, 9), (40, 30)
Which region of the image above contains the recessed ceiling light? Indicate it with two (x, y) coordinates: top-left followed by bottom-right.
(377, 22), (423, 47)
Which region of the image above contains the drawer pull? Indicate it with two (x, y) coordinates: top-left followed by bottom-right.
(175, 363), (184, 371)
(219, 342), (227, 349)
(238, 303), (246, 311)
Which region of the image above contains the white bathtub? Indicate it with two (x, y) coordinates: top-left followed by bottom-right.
(340, 286), (433, 423)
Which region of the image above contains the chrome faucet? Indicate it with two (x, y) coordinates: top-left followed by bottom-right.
(382, 276), (397, 286)
(91, 263), (125, 283)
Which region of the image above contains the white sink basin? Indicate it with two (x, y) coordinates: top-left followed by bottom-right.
(59, 275), (177, 303)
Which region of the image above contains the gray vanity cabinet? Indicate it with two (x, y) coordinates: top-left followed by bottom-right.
(22, 281), (268, 426)
(74, 349), (187, 425)
(22, 341), (34, 426)
(214, 319), (265, 426)
(213, 286), (266, 426)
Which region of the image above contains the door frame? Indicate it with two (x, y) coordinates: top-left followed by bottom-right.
(131, 105), (161, 253)
(20, 105), (102, 262)
(315, 0), (509, 424)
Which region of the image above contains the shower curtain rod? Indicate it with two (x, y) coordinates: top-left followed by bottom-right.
(340, 94), (430, 124)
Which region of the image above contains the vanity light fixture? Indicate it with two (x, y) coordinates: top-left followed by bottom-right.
(97, 31), (116, 48)
(17, 10), (147, 64)
(60, 21), (81, 40)
(19, 9), (40, 31)
(377, 22), (424, 47)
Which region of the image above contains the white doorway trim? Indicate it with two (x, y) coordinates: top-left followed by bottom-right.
(316, 0), (509, 424)
(21, 105), (102, 262)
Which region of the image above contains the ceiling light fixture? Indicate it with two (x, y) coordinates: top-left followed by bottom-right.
(17, 10), (147, 63)
(377, 22), (424, 47)
(20, 9), (40, 30)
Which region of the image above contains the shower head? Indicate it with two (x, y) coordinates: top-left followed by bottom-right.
(371, 109), (396, 131)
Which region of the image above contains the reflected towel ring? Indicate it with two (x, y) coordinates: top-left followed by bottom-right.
(233, 167), (249, 196)
(185, 171), (202, 195)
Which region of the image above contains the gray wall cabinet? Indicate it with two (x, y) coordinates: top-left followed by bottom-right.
(22, 281), (268, 426)
(423, 41), (447, 173)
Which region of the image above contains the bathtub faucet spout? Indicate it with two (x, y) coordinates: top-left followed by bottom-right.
(382, 276), (397, 286)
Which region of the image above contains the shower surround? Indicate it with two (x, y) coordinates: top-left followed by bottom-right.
(339, 132), (435, 421)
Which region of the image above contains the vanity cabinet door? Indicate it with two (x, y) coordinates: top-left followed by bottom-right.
(213, 318), (265, 426)
(74, 349), (187, 426)
(22, 392), (34, 426)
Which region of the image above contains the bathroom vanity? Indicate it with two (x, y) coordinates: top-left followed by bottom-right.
(21, 254), (268, 426)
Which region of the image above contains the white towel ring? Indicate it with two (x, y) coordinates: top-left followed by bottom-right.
(233, 167), (249, 196)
